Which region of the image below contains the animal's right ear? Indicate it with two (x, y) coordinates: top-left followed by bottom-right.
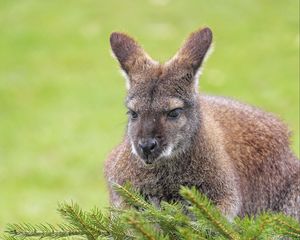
(110, 32), (155, 88)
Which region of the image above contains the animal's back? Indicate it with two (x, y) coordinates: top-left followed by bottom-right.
(201, 95), (300, 215)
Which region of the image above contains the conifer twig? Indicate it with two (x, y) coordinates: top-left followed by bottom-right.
(126, 216), (158, 240)
(113, 183), (150, 210)
(180, 187), (240, 240)
(5, 223), (84, 239)
(4, 186), (300, 240)
(58, 202), (97, 240)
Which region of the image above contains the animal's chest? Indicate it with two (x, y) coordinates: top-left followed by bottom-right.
(132, 165), (201, 204)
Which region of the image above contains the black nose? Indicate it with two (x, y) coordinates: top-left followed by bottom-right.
(139, 138), (157, 156)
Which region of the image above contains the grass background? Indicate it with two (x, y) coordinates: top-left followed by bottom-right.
(0, 0), (299, 229)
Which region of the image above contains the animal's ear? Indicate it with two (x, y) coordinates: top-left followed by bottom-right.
(168, 27), (213, 75)
(110, 32), (155, 78)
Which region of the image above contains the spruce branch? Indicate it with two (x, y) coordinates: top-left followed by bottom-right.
(269, 214), (300, 239)
(113, 183), (150, 210)
(57, 202), (98, 240)
(176, 225), (208, 240)
(157, 201), (211, 238)
(4, 222), (83, 239)
(4, 185), (300, 240)
(124, 213), (168, 240)
(2, 235), (18, 240)
(105, 211), (132, 239)
(274, 215), (300, 236)
(180, 186), (240, 240)
(114, 184), (203, 238)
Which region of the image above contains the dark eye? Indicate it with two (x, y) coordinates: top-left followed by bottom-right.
(167, 108), (183, 119)
(127, 110), (138, 120)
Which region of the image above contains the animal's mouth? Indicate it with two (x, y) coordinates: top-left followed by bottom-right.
(131, 140), (175, 166)
(137, 145), (174, 166)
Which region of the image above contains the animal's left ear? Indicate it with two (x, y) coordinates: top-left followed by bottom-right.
(168, 27), (213, 75)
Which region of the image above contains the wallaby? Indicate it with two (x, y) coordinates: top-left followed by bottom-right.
(104, 27), (300, 221)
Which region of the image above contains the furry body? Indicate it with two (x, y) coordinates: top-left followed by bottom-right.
(104, 28), (300, 220)
(105, 95), (300, 219)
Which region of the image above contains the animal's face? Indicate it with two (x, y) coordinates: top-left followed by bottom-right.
(110, 27), (212, 165)
(126, 77), (199, 164)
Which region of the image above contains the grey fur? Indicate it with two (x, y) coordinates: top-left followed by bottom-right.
(105, 27), (300, 221)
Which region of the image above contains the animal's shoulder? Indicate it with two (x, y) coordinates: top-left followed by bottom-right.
(200, 94), (291, 148)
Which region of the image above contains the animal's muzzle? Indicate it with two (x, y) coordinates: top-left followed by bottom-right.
(138, 138), (157, 157)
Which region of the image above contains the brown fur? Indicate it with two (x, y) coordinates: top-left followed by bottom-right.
(105, 27), (300, 220)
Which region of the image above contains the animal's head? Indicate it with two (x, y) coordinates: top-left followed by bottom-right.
(110, 27), (212, 165)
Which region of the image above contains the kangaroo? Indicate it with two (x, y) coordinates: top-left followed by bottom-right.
(104, 27), (300, 220)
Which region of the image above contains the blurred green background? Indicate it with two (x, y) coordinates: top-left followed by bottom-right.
(0, 0), (299, 229)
